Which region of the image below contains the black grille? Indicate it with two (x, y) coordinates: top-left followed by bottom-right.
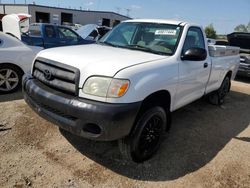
(32, 58), (80, 95)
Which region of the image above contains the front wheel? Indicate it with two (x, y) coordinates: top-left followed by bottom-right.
(119, 106), (167, 163)
(0, 65), (23, 94)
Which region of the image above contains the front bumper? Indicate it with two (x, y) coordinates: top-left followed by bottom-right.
(22, 74), (141, 141)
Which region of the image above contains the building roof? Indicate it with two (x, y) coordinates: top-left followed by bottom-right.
(1, 4), (131, 19)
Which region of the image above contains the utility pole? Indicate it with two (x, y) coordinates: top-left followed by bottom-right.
(126, 8), (131, 17)
(115, 7), (120, 14)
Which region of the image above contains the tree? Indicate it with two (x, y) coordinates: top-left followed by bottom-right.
(247, 22), (250, 32)
(234, 24), (248, 32)
(205, 24), (217, 39)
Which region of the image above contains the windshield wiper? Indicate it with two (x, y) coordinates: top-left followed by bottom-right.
(98, 41), (117, 47)
(126, 44), (151, 51)
(125, 44), (167, 55)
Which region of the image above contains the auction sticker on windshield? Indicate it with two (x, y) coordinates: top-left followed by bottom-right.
(155, 30), (177, 35)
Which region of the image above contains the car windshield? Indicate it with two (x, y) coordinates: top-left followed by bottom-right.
(29, 25), (42, 37)
(99, 22), (182, 55)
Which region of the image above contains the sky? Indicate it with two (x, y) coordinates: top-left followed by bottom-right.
(1, 0), (250, 34)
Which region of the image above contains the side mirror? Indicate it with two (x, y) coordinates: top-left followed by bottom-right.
(181, 48), (207, 61)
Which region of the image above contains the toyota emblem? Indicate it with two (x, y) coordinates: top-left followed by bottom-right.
(43, 69), (53, 80)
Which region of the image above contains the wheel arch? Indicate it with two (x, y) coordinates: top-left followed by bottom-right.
(133, 90), (172, 132)
(225, 70), (232, 79)
(225, 70), (232, 91)
(0, 63), (25, 76)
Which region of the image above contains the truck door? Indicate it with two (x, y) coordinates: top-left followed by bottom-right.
(174, 27), (211, 109)
(44, 25), (57, 48)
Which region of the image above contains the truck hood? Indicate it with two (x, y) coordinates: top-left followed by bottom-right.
(37, 44), (167, 78)
(2, 13), (31, 40)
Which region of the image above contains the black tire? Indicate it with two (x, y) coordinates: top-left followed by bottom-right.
(208, 76), (231, 105)
(0, 64), (23, 94)
(118, 106), (167, 163)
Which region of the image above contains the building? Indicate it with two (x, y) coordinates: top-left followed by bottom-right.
(0, 4), (130, 27)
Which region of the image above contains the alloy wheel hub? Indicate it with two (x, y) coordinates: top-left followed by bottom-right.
(0, 69), (19, 91)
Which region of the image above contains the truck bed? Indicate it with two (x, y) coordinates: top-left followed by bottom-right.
(206, 45), (240, 94)
(208, 45), (240, 57)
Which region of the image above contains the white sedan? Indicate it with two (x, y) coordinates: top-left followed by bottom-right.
(0, 32), (43, 94)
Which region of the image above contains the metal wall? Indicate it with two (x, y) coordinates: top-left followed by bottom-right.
(0, 5), (29, 14)
(0, 6), (4, 14)
(28, 5), (129, 26)
(0, 4), (129, 27)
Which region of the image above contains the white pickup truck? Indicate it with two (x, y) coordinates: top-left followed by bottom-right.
(23, 19), (240, 162)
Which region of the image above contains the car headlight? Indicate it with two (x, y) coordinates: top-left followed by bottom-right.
(83, 76), (129, 98)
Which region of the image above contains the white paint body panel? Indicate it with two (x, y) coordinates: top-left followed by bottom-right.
(0, 32), (43, 73)
(34, 20), (240, 112)
(2, 13), (31, 39)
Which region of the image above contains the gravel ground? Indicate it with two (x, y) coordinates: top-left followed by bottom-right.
(0, 79), (250, 188)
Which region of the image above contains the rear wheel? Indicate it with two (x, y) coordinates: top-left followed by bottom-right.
(119, 106), (167, 163)
(208, 76), (231, 105)
(0, 65), (23, 94)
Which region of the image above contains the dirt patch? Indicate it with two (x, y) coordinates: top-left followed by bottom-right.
(0, 80), (250, 187)
(73, 163), (109, 186)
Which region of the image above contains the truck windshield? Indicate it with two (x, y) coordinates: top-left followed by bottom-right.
(99, 22), (182, 55)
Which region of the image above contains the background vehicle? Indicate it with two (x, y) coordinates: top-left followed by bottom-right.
(215, 40), (229, 46)
(76, 24), (111, 41)
(0, 32), (42, 94)
(23, 19), (240, 162)
(227, 32), (250, 78)
(2, 14), (94, 48)
(21, 23), (94, 48)
(207, 38), (216, 45)
(2, 13), (30, 39)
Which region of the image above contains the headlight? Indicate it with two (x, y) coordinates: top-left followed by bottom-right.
(83, 76), (129, 98)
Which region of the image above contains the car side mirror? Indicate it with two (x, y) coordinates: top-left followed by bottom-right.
(181, 48), (207, 61)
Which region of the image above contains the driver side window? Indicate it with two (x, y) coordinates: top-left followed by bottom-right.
(45, 26), (56, 38)
(183, 27), (205, 53)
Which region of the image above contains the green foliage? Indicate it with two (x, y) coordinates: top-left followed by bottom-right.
(247, 22), (250, 32)
(234, 22), (250, 32)
(234, 24), (248, 32)
(205, 24), (217, 39)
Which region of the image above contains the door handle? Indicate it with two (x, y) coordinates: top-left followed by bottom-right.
(204, 62), (208, 68)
